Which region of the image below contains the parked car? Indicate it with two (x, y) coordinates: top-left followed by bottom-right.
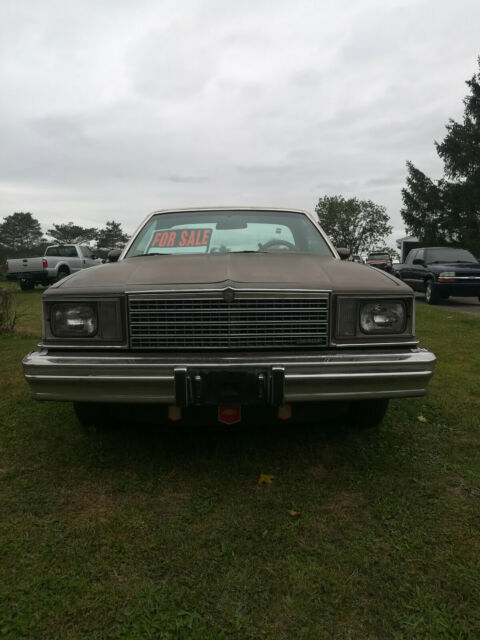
(5, 244), (102, 290)
(348, 254), (364, 264)
(366, 251), (393, 273)
(22, 207), (435, 429)
(393, 246), (480, 304)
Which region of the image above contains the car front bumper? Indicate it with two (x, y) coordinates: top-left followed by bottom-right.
(435, 282), (480, 297)
(23, 348), (436, 405)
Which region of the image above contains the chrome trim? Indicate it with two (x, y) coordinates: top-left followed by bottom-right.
(334, 341), (419, 348)
(438, 277), (480, 281)
(38, 343), (128, 350)
(23, 347), (436, 404)
(124, 287), (332, 295)
(127, 289), (331, 350)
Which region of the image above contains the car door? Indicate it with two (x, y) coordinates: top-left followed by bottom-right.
(79, 245), (99, 268)
(410, 249), (426, 291)
(62, 245), (83, 272)
(400, 249), (416, 286)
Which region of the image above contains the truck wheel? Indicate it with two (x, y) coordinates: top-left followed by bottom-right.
(19, 279), (34, 291)
(73, 402), (112, 430)
(425, 280), (440, 305)
(56, 267), (70, 281)
(348, 399), (389, 428)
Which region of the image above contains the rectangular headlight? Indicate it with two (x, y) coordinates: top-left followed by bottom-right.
(51, 303), (98, 337)
(359, 301), (406, 334)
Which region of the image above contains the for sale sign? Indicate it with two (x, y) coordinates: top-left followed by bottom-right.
(150, 228), (212, 250)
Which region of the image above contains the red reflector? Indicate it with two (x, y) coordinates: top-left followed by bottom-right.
(218, 405), (241, 425)
(277, 404), (292, 420)
(42, 259), (48, 268)
(167, 405), (182, 422)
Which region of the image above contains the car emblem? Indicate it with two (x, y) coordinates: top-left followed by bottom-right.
(222, 287), (235, 303)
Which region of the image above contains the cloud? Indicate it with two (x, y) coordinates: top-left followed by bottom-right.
(0, 0), (479, 238)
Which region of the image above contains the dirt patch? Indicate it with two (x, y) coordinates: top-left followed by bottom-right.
(60, 481), (119, 526)
(309, 463), (328, 478)
(446, 485), (465, 498)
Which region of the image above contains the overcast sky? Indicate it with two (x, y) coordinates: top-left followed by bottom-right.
(1, 0), (479, 245)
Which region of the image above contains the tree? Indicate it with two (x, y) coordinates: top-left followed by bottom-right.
(315, 195), (393, 254)
(401, 57), (480, 254)
(401, 162), (446, 243)
(47, 222), (98, 245)
(0, 212), (44, 252)
(95, 220), (129, 256)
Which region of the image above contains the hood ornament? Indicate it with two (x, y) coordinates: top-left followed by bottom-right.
(222, 287), (235, 303)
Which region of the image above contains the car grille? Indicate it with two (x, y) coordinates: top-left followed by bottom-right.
(128, 293), (329, 349)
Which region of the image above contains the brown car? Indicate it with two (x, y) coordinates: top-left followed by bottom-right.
(23, 207), (435, 428)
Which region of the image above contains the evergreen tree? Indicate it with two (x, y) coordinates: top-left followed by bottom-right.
(95, 220), (129, 255)
(0, 212), (44, 251)
(47, 222), (98, 245)
(402, 57), (480, 254)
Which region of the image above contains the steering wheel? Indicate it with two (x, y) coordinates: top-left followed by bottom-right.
(259, 239), (296, 251)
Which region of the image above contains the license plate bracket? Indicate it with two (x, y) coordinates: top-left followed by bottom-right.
(174, 367), (285, 407)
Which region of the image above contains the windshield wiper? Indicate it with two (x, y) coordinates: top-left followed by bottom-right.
(129, 253), (169, 258)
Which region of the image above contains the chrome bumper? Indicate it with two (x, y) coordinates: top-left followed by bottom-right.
(23, 348), (436, 404)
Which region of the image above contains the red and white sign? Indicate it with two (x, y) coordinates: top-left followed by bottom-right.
(150, 228), (212, 250)
(218, 405), (242, 425)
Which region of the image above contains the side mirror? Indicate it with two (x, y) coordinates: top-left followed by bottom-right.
(336, 247), (351, 260)
(107, 249), (122, 263)
(412, 258), (424, 265)
(91, 254), (97, 260)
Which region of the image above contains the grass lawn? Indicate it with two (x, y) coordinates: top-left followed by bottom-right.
(1, 286), (479, 639)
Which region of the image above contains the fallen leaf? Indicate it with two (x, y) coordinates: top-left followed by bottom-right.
(459, 356), (465, 361)
(417, 415), (427, 423)
(258, 474), (275, 485)
(289, 510), (301, 517)
(262, 529), (268, 538)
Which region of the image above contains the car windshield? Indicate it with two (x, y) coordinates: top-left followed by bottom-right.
(368, 253), (390, 260)
(426, 248), (477, 263)
(126, 210), (333, 257)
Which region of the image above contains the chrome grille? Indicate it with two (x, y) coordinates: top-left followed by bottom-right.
(128, 293), (329, 349)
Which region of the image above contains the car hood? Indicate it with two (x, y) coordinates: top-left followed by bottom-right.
(427, 261), (480, 273)
(46, 253), (411, 296)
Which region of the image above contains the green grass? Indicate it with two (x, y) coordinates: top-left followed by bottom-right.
(1, 290), (479, 639)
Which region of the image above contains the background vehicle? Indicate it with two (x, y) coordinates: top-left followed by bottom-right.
(393, 246), (480, 304)
(365, 251), (393, 273)
(348, 254), (364, 264)
(5, 244), (101, 290)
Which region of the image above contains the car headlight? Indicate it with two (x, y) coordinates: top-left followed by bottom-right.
(438, 271), (456, 282)
(51, 303), (98, 337)
(359, 301), (406, 334)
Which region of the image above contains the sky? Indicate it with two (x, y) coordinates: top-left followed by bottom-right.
(1, 0), (479, 247)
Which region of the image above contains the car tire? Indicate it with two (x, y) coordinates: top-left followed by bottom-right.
(19, 279), (35, 291)
(347, 399), (389, 428)
(74, 402), (112, 430)
(425, 280), (440, 305)
(56, 267), (70, 281)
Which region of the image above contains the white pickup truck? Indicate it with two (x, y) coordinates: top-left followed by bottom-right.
(5, 244), (102, 290)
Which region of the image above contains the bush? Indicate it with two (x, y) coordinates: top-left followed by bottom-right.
(0, 288), (19, 333)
